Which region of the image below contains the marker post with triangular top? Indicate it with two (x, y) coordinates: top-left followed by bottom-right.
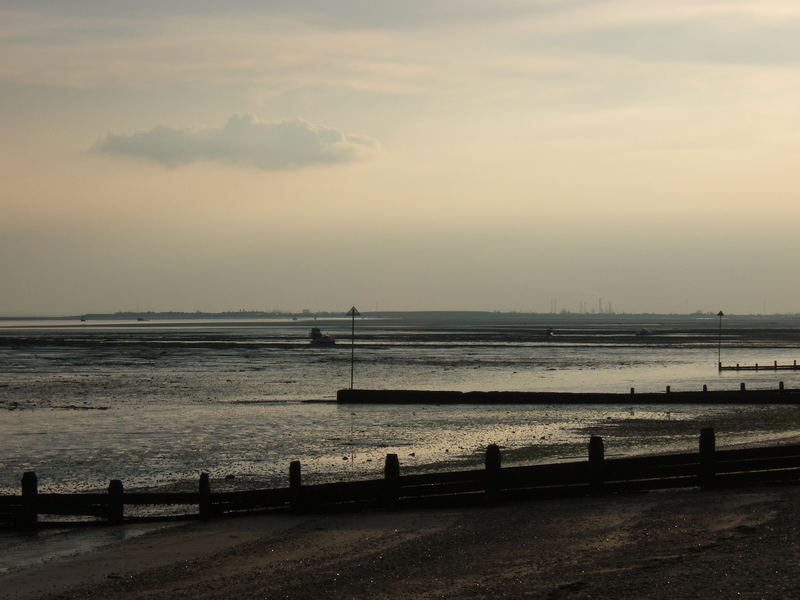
(717, 310), (724, 371)
(347, 306), (360, 389)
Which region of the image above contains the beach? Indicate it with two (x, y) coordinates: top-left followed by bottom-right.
(4, 480), (800, 600)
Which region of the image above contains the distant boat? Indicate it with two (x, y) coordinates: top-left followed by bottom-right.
(635, 328), (653, 336)
(309, 327), (335, 346)
(137, 317), (149, 322)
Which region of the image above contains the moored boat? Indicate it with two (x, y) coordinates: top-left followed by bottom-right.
(309, 327), (335, 345)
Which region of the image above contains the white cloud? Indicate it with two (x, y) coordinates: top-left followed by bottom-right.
(93, 114), (377, 169)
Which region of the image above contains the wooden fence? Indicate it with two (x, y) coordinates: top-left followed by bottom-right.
(3, 428), (800, 529)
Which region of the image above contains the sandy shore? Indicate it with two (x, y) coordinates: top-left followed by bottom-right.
(4, 480), (800, 600)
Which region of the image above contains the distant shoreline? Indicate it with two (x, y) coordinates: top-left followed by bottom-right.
(3, 310), (800, 321)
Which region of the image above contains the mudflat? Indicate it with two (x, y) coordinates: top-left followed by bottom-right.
(4, 482), (800, 600)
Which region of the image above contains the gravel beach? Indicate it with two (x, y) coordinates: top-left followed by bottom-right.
(5, 480), (800, 600)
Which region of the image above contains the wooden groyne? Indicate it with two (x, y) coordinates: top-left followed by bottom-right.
(3, 429), (800, 529)
(337, 384), (800, 405)
(719, 360), (799, 372)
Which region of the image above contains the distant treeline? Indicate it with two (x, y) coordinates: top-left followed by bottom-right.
(78, 310), (346, 320)
(73, 310), (800, 321)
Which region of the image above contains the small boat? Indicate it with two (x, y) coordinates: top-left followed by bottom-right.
(310, 327), (335, 345)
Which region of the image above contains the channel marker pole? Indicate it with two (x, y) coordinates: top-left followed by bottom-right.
(347, 306), (360, 389)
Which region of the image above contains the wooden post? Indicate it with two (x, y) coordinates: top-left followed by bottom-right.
(108, 479), (124, 524)
(630, 387), (635, 395)
(21, 471), (38, 528)
(588, 436), (604, 494)
(666, 385), (671, 394)
(699, 428), (716, 488)
(703, 384), (708, 392)
(383, 454), (400, 508)
(290, 461), (302, 511)
(740, 382), (746, 392)
(485, 444), (501, 501)
(779, 381), (785, 392)
(199, 473), (211, 519)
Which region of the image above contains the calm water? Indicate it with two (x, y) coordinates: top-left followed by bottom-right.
(3, 315), (800, 495)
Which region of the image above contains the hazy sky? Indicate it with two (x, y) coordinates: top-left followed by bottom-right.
(3, 1), (800, 315)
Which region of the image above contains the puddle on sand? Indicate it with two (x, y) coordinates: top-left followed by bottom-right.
(0, 522), (177, 572)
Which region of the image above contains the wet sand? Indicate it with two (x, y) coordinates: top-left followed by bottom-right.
(4, 480), (800, 600)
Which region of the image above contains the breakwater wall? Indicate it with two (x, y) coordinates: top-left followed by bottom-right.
(337, 385), (800, 404)
(4, 429), (800, 529)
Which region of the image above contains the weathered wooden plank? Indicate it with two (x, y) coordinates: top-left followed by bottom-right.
(604, 462), (699, 481)
(715, 455), (800, 474)
(399, 480), (487, 499)
(212, 500), (291, 514)
(302, 480), (384, 504)
(210, 488), (292, 505)
(37, 493), (108, 503)
(500, 462), (589, 486)
(121, 493), (201, 505)
(715, 468), (800, 485)
(604, 452), (699, 469)
(399, 468), (485, 486)
(715, 444), (800, 461)
(500, 484), (591, 502)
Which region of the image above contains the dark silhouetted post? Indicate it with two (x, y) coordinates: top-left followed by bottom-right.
(290, 460), (302, 511)
(699, 428), (716, 487)
(21, 472), (38, 528)
(485, 444), (501, 501)
(588, 437), (604, 493)
(779, 381), (785, 392)
(740, 382), (746, 392)
(666, 385), (671, 394)
(199, 473), (211, 519)
(347, 306), (360, 389)
(717, 310), (724, 370)
(108, 479), (124, 524)
(383, 453), (400, 508)
(703, 384), (708, 392)
(630, 387), (635, 395)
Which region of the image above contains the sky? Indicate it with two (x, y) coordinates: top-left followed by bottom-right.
(2, 1), (800, 315)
